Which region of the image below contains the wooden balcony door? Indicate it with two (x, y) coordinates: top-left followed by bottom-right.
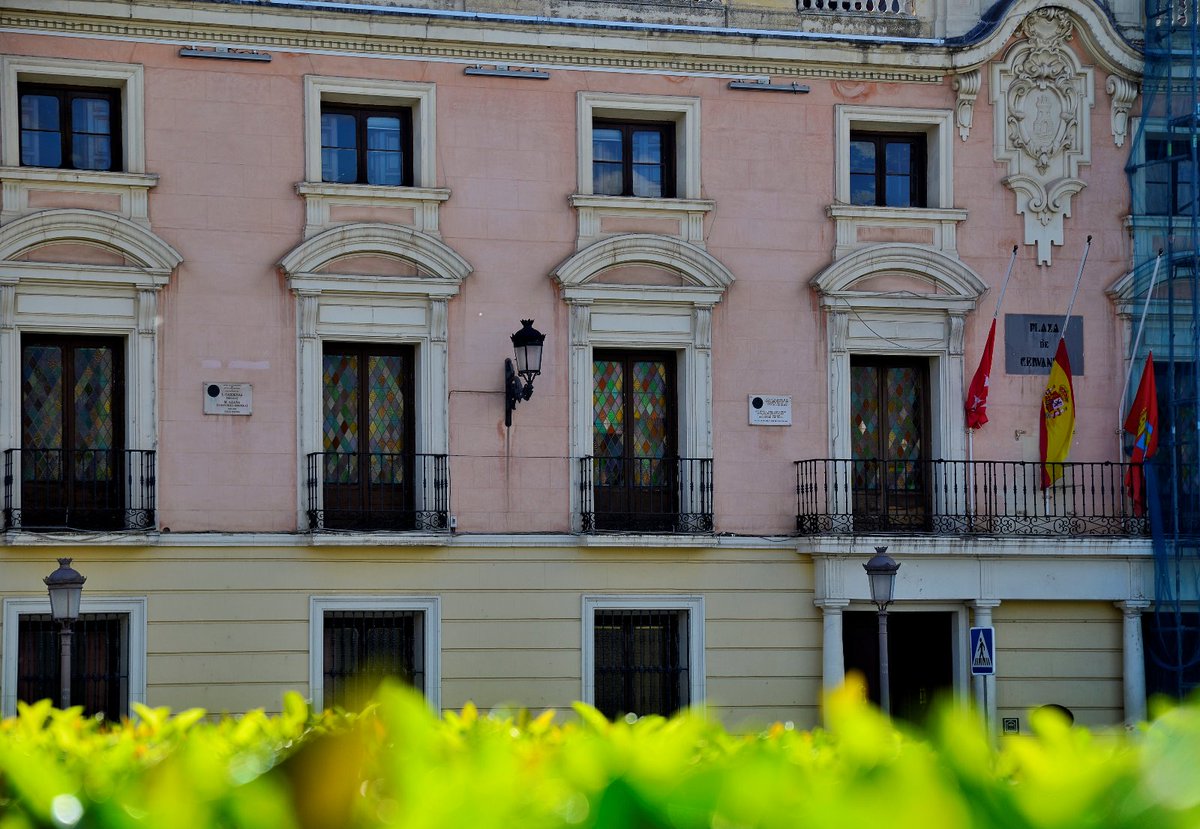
(322, 343), (415, 529)
(850, 356), (930, 531)
(592, 350), (676, 531)
(20, 335), (124, 529)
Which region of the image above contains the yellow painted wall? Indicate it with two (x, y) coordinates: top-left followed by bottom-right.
(0, 543), (820, 727)
(992, 601), (1123, 729)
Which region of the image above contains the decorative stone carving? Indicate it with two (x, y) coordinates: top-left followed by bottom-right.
(991, 9), (1094, 265)
(953, 69), (981, 142)
(1106, 75), (1138, 148)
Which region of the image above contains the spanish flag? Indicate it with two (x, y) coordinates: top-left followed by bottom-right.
(1123, 352), (1159, 515)
(1039, 338), (1075, 489)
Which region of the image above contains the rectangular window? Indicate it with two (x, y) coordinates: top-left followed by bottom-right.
(18, 335), (125, 530)
(17, 612), (130, 720)
(592, 119), (676, 198)
(849, 356), (930, 530)
(320, 104), (413, 186)
(591, 350), (679, 531)
(850, 132), (926, 207)
(1145, 137), (1198, 216)
(317, 343), (417, 530)
(18, 83), (121, 172)
(323, 609), (425, 710)
(593, 608), (690, 719)
(1144, 610), (1200, 700)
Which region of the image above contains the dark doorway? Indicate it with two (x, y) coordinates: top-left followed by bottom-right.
(843, 610), (955, 726)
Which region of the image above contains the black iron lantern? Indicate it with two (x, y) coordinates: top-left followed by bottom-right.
(44, 557), (86, 624)
(505, 319), (545, 427)
(863, 546), (900, 610)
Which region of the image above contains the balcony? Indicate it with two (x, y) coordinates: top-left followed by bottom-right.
(579, 455), (713, 533)
(306, 452), (449, 532)
(795, 458), (1150, 537)
(3, 449), (156, 531)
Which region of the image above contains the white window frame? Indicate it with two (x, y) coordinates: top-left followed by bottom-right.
(1, 55), (146, 173)
(552, 236), (733, 533)
(281, 225), (471, 533)
(834, 106), (955, 210)
(577, 92), (702, 200)
(309, 595), (441, 711)
(304, 76), (436, 187)
(2, 596), (147, 716)
(300, 76), (448, 239)
(581, 594), (705, 713)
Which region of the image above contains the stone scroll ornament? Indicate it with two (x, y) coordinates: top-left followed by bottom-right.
(991, 9), (1094, 265)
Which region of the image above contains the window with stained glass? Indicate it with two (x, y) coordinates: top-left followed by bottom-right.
(591, 350), (676, 530)
(849, 356), (929, 529)
(321, 343), (415, 528)
(20, 335), (124, 528)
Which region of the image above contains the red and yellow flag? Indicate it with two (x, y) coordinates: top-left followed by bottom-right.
(965, 319), (996, 430)
(1039, 338), (1075, 489)
(1123, 352), (1159, 515)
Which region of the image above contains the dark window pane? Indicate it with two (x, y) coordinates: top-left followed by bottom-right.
(593, 162), (623, 196)
(20, 93), (59, 130)
(322, 113), (356, 150)
(593, 129), (623, 163)
(17, 613), (129, 720)
(322, 148), (359, 183)
(366, 150), (403, 186)
(850, 173), (875, 206)
(72, 134), (112, 171)
(324, 610), (424, 709)
(593, 609), (689, 719)
(850, 140), (875, 174)
(884, 141), (911, 174)
(631, 130), (662, 164)
(632, 164), (663, 198)
(72, 97), (110, 135)
(885, 175), (912, 207)
(366, 116), (402, 151)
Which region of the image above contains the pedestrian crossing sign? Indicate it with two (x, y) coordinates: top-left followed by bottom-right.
(970, 626), (996, 675)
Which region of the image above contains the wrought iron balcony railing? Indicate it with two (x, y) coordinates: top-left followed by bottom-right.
(579, 455), (713, 533)
(795, 458), (1150, 537)
(307, 451), (449, 532)
(3, 448), (156, 531)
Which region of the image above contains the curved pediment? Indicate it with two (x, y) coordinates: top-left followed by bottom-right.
(552, 234), (733, 304)
(0, 208), (182, 278)
(811, 244), (986, 312)
(279, 223), (471, 286)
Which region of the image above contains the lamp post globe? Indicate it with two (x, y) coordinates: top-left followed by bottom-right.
(44, 557), (86, 624)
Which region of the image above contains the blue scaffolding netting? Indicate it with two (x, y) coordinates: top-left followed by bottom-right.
(1127, 0), (1200, 698)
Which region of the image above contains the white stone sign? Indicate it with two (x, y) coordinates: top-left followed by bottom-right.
(203, 382), (253, 416)
(748, 394), (791, 426)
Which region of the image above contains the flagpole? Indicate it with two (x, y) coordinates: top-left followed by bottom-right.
(1117, 250), (1163, 457)
(1058, 235), (1092, 341)
(1044, 236), (1091, 512)
(967, 245), (1018, 519)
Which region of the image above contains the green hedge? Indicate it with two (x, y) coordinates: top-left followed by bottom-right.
(1, 682), (1199, 829)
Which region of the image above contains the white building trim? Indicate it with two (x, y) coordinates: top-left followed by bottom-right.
(2, 595), (147, 716)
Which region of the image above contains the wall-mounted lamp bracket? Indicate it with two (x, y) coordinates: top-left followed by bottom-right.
(505, 358), (534, 427)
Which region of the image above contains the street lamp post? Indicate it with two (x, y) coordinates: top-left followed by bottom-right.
(44, 558), (86, 709)
(863, 546), (900, 716)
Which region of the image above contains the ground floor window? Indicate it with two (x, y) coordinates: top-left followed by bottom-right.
(309, 597), (440, 711)
(583, 596), (704, 719)
(16, 612), (129, 719)
(1144, 610), (1200, 700)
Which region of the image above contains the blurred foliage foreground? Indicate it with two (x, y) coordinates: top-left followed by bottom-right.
(1, 681), (1200, 829)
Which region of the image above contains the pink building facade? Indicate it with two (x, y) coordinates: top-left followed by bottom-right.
(0, 0), (1157, 728)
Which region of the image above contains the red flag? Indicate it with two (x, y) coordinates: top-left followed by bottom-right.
(1039, 338), (1075, 489)
(965, 319), (997, 430)
(1123, 352), (1159, 515)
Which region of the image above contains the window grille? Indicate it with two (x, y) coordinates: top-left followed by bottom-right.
(17, 612), (129, 720)
(323, 610), (424, 709)
(593, 608), (689, 718)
